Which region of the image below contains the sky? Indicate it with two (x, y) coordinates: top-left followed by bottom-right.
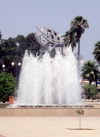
(0, 0), (100, 61)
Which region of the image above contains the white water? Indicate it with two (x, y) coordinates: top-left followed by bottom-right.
(15, 46), (82, 106)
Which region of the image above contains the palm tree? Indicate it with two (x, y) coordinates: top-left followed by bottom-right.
(70, 16), (89, 62)
(64, 16), (89, 73)
(0, 31), (2, 40)
(81, 60), (100, 85)
(64, 29), (76, 51)
(93, 41), (100, 65)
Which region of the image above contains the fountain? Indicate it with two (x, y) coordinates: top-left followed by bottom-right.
(9, 27), (82, 108)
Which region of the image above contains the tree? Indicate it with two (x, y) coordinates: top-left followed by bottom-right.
(64, 16), (89, 72)
(93, 41), (100, 65)
(15, 35), (26, 58)
(0, 33), (41, 74)
(64, 29), (76, 50)
(70, 16), (89, 72)
(15, 33), (40, 57)
(0, 38), (17, 73)
(0, 31), (2, 40)
(81, 60), (100, 85)
(0, 72), (16, 103)
(70, 16), (89, 49)
(75, 107), (84, 129)
(25, 33), (40, 56)
(65, 16), (89, 47)
(84, 84), (98, 100)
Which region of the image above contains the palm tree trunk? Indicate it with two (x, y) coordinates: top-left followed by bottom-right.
(77, 40), (80, 75)
(95, 75), (97, 87)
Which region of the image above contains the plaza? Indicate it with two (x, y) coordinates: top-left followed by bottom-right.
(0, 100), (100, 137)
(0, 116), (100, 137)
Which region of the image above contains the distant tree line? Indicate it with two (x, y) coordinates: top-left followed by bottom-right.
(0, 33), (40, 74)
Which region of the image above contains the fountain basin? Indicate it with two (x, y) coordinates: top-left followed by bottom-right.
(1, 107), (100, 116)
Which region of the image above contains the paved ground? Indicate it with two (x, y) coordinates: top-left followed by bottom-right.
(0, 116), (100, 137)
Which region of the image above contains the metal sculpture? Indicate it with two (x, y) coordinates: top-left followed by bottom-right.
(35, 27), (66, 57)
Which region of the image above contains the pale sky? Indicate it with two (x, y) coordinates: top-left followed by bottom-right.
(0, 0), (100, 61)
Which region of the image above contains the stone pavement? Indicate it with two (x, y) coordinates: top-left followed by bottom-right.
(0, 116), (100, 137)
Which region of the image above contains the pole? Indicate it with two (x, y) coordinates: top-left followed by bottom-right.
(78, 40), (80, 76)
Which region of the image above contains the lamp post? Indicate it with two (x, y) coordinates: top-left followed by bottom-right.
(2, 64), (5, 72)
(11, 62), (21, 89)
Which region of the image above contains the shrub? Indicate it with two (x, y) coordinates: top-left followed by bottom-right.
(0, 72), (16, 103)
(84, 84), (98, 100)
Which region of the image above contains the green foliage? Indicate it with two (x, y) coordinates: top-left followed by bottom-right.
(0, 38), (17, 73)
(84, 84), (98, 100)
(0, 33), (40, 74)
(64, 16), (89, 49)
(25, 33), (40, 55)
(93, 41), (100, 65)
(76, 107), (84, 116)
(0, 31), (2, 40)
(0, 72), (16, 102)
(81, 60), (100, 85)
